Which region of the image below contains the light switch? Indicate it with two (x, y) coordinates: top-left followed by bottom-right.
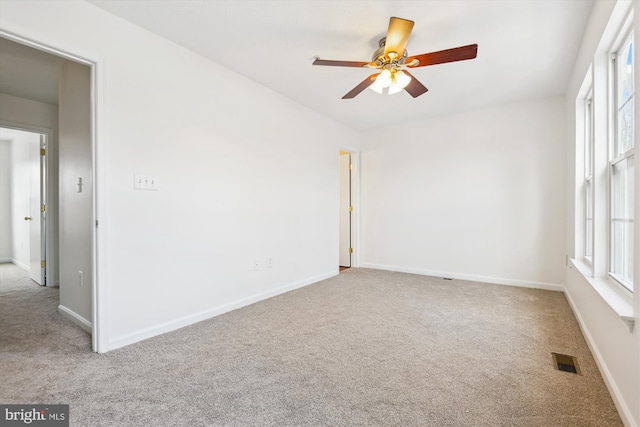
(134, 173), (159, 191)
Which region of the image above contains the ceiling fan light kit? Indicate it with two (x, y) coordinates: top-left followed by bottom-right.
(369, 69), (411, 94)
(313, 17), (478, 99)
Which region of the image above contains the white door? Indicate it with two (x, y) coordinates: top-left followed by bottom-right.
(339, 153), (351, 267)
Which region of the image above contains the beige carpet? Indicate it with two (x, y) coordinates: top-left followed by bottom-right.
(0, 263), (623, 426)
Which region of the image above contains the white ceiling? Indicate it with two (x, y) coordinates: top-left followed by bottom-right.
(0, 37), (65, 105)
(1, 1), (595, 131)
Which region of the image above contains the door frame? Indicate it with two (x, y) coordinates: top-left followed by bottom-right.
(37, 133), (46, 286)
(0, 122), (52, 286)
(338, 148), (360, 268)
(0, 30), (107, 353)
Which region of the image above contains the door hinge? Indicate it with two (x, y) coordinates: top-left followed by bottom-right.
(41, 260), (46, 268)
(40, 148), (45, 156)
(349, 248), (353, 254)
(348, 163), (353, 170)
(95, 220), (99, 228)
(41, 204), (46, 212)
(348, 206), (353, 212)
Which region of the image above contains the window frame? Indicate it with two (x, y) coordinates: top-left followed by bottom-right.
(608, 27), (635, 292)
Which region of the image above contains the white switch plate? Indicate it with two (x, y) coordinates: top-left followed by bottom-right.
(134, 173), (159, 191)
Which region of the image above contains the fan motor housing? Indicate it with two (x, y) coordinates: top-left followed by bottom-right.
(372, 37), (408, 66)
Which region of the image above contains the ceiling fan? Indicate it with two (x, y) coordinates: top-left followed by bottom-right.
(313, 17), (478, 99)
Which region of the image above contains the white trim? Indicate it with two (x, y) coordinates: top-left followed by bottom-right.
(11, 259), (29, 271)
(563, 288), (637, 427)
(609, 8), (634, 59)
(350, 152), (361, 268)
(58, 304), (92, 334)
(338, 146), (360, 269)
(570, 258), (634, 329)
(90, 53), (108, 354)
(109, 271), (337, 351)
(0, 31), (95, 67)
(360, 263), (565, 291)
(0, 258), (12, 263)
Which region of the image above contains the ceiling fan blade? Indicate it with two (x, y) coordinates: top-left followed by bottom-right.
(342, 74), (380, 99)
(402, 71), (428, 98)
(384, 17), (414, 60)
(313, 58), (373, 68)
(406, 44), (478, 68)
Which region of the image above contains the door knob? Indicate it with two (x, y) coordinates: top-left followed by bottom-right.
(24, 217), (31, 221)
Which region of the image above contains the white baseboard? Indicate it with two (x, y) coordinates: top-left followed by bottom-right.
(0, 258), (12, 263)
(109, 270), (337, 351)
(11, 259), (29, 271)
(58, 305), (92, 334)
(563, 288), (637, 427)
(360, 263), (564, 292)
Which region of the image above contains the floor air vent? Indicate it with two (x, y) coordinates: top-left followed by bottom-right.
(552, 352), (581, 375)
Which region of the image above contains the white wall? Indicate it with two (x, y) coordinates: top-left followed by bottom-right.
(0, 139), (11, 261)
(564, 1), (639, 426)
(0, 93), (59, 285)
(0, 1), (359, 350)
(0, 93), (58, 130)
(58, 60), (92, 327)
(359, 96), (566, 288)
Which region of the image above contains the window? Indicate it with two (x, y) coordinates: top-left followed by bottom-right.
(585, 94), (593, 260)
(572, 4), (635, 322)
(610, 31), (635, 291)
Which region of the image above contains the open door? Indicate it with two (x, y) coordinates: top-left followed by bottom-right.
(339, 151), (352, 268)
(26, 132), (45, 285)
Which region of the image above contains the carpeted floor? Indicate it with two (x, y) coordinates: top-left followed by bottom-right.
(0, 263), (623, 426)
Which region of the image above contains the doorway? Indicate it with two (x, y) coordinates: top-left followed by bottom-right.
(339, 151), (352, 270)
(0, 127), (47, 285)
(0, 33), (98, 350)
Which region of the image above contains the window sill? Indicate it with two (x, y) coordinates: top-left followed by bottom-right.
(569, 258), (635, 331)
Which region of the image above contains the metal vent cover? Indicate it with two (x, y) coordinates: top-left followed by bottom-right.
(552, 352), (581, 375)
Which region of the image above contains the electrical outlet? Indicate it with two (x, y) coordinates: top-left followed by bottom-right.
(267, 257), (272, 268)
(78, 270), (84, 287)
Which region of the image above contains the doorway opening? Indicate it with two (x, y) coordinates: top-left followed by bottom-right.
(0, 33), (99, 350)
(339, 151), (353, 271)
(0, 127), (47, 285)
